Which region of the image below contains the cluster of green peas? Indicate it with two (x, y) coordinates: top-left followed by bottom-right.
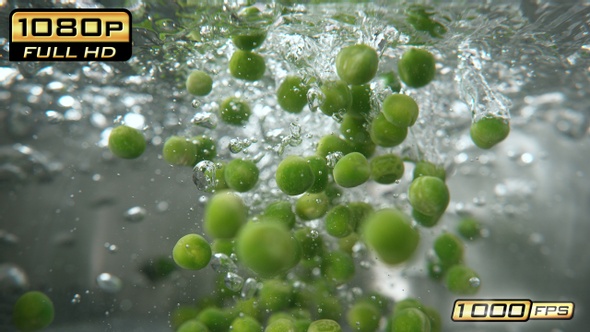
(12, 6), (510, 332)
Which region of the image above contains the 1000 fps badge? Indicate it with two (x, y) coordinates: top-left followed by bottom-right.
(9, 9), (132, 61)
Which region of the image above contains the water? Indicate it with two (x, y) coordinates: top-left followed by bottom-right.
(1, 1), (589, 331)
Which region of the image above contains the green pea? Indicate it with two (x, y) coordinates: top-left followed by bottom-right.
(236, 221), (300, 277)
(413, 161), (445, 181)
(211, 238), (234, 256)
(340, 114), (371, 145)
(393, 298), (424, 314)
(412, 209), (442, 228)
(338, 232), (360, 254)
(233, 298), (264, 322)
(325, 205), (354, 238)
(292, 286), (315, 314)
(177, 319), (210, 332)
(363, 292), (391, 314)
(140, 256), (177, 282)
(427, 260), (447, 280)
(333, 152), (370, 188)
(324, 181), (343, 205)
(294, 319), (311, 332)
(316, 134), (352, 157)
(370, 113), (408, 147)
(197, 307), (233, 332)
(348, 202), (374, 232)
(350, 139), (376, 159)
(259, 279), (293, 311)
(314, 295), (343, 321)
(426, 259), (450, 280)
(306, 156), (329, 193)
(470, 115), (510, 149)
(335, 44), (379, 85)
(232, 29), (267, 51)
(348, 85), (372, 121)
(108, 125), (146, 159)
(186, 70), (213, 96)
(230, 315), (262, 332)
(215, 273), (240, 299)
(362, 209), (419, 265)
(224, 158), (259, 192)
(192, 135), (217, 163)
(266, 318), (296, 332)
(220, 97), (251, 126)
(319, 80), (352, 116)
(349, 84), (372, 118)
(422, 306), (442, 332)
(379, 71), (402, 93)
(408, 176), (450, 218)
(277, 76), (310, 114)
(390, 308), (431, 332)
(230, 6), (268, 50)
(397, 48), (436, 88)
(12, 291), (54, 332)
(263, 201), (296, 229)
(229, 50), (266, 81)
(171, 307), (200, 330)
(457, 217), (482, 240)
(290, 308), (313, 321)
(381, 94), (419, 127)
(346, 301), (381, 332)
(370, 154), (405, 184)
(267, 313), (293, 325)
(276, 155), (314, 195)
(434, 233), (464, 266)
(163, 136), (197, 166)
(445, 264), (480, 295)
(295, 192), (330, 221)
(294, 227), (324, 260)
(307, 319), (342, 332)
(406, 5), (447, 38)
(214, 162), (229, 191)
(321, 250), (355, 285)
(204, 191), (247, 239)
(172, 234), (212, 270)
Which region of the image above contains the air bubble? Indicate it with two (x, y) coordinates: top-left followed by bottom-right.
(156, 201), (169, 212)
(124, 206), (147, 222)
(224, 272), (244, 292)
(0, 263), (29, 292)
(104, 242), (118, 253)
(309, 229), (319, 239)
(192, 160), (217, 192)
(229, 138), (254, 154)
(326, 152), (344, 168)
(45, 110), (64, 124)
(469, 277), (480, 288)
(520, 152), (534, 165)
(191, 112), (218, 129)
(473, 196), (486, 206)
(307, 87), (323, 112)
(71, 294), (81, 304)
(210, 253), (238, 274)
(241, 278), (259, 299)
(331, 110), (346, 123)
(0, 230), (20, 245)
(96, 273), (123, 293)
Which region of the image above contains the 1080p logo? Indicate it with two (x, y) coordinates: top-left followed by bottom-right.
(452, 299), (574, 322)
(9, 9), (131, 61)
